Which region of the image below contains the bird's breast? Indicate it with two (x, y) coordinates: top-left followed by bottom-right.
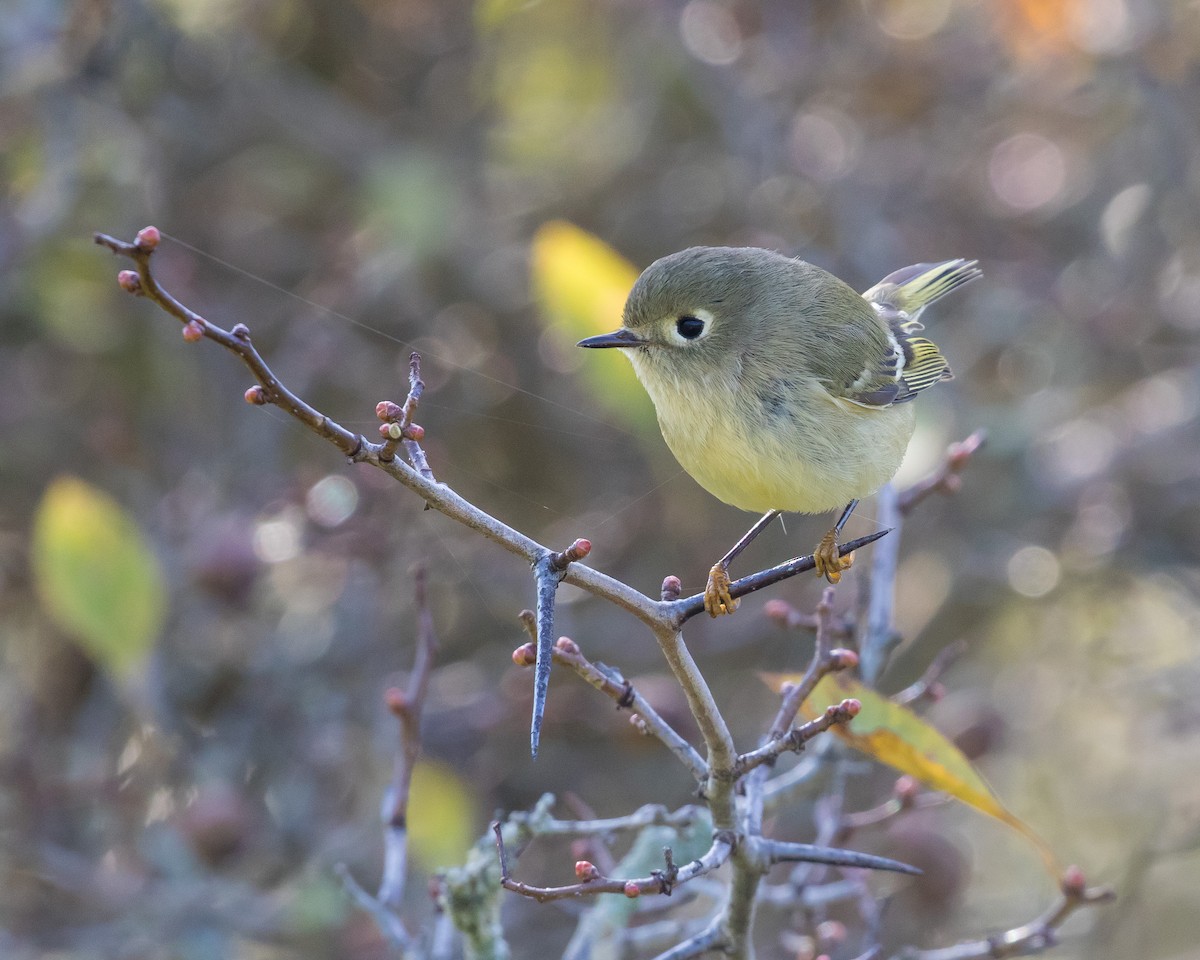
(641, 368), (916, 514)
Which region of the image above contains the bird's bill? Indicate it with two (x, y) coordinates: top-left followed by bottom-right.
(577, 328), (647, 349)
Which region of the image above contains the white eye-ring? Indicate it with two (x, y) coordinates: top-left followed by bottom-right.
(670, 308), (714, 344)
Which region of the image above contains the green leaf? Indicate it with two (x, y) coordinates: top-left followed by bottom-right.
(32, 477), (166, 677)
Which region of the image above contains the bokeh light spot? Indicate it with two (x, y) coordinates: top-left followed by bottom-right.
(1039, 417), (1116, 484)
(1157, 254), (1200, 330)
(1123, 370), (1199, 435)
(1068, 0), (1133, 54)
(1100, 183), (1151, 257)
(1007, 545), (1061, 598)
(306, 475), (359, 528)
(679, 1), (743, 66)
(870, 0), (953, 41)
(253, 510), (303, 564)
(790, 109), (859, 182)
(988, 132), (1066, 213)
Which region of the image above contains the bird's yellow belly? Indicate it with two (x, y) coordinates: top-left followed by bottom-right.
(652, 379), (915, 515)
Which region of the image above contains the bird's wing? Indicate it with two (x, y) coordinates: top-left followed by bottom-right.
(820, 328), (945, 409)
(863, 259), (981, 329)
(821, 259), (977, 409)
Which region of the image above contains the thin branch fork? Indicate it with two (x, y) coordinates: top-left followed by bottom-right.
(898, 430), (986, 515)
(766, 586), (854, 740)
(492, 821), (734, 903)
(893, 639), (967, 707)
(513, 634), (707, 783)
(837, 779), (949, 833)
(734, 699), (861, 778)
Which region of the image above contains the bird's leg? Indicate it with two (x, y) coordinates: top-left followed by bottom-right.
(813, 500), (859, 584)
(705, 509), (782, 617)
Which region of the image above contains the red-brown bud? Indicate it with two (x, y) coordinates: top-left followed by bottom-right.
(623, 881), (640, 898)
(182, 321), (204, 342)
(763, 598), (793, 624)
(384, 687), (408, 715)
(117, 270), (142, 294)
(406, 423), (425, 442)
(1061, 864), (1087, 897)
(512, 643), (536, 667)
(829, 649), (859, 670)
(840, 698), (861, 718)
(135, 225), (161, 251)
(660, 575), (682, 601)
(554, 637), (580, 655)
(244, 385), (268, 405)
(376, 401), (402, 422)
(574, 860), (600, 881)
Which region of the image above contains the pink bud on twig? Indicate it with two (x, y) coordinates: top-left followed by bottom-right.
(135, 225), (161, 251)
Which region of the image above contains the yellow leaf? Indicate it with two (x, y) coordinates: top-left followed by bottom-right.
(407, 761), (479, 871)
(530, 220), (653, 428)
(763, 671), (1061, 874)
(31, 477), (166, 677)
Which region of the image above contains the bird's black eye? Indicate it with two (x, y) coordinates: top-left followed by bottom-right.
(676, 315), (705, 340)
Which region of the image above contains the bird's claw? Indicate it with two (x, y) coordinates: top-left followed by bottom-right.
(813, 529), (854, 584)
(704, 563), (739, 617)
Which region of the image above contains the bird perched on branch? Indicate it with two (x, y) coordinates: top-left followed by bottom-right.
(579, 246), (979, 616)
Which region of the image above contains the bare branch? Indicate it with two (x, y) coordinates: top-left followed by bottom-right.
(377, 566), (438, 909)
(898, 430), (987, 515)
(893, 640), (968, 706)
(96, 229), (665, 627)
(336, 864), (413, 951)
(531, 803), (707, 839)
(861, 431), (984, 682)
(667, 529), (891, 627)
(649, 921), (726, 960)
(735, 699), (861, 777)
(766, 587), (856, 741)
(891, 867), (1114, 960)
(838, 778), (949, 832)
(493, 821), (734, 903)
(514, 636), (707, 783)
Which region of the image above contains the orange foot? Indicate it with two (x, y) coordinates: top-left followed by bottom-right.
(704, 562), (739, 617)
(813, 528), (854, 584)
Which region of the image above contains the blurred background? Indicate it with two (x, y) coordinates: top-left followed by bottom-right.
(3, 0), (1200, 957)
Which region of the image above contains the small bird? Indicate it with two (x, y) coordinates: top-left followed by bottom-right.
(578, 247), (979, 616)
